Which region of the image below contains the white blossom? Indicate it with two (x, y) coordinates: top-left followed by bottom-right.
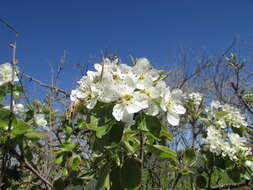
(0, 63), (19, 86)
(187, 92), (203, 106)
(160, 88), (186, 126)
(204, 125), (251, 161)
(205, 101), (247, 129)
(4, 103), (26, 114)
(71, 57), (185, 126)
(34, 114), (48, 128)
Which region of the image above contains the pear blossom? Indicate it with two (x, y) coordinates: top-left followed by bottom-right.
(205, 101), (248, 129)
(160, 88), (186, 126)
(0, 63), (19, 86)
(4, 103), (26, 114)
(34, 114), (47, 127)
(70, 76), (99, 109)
(71, 57), (185, 126)
(204, 125), (251, 161)
(186, 92), (203, 106)
(112, 88), (149, 123)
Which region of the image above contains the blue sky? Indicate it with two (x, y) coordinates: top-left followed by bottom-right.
(1, 0), (253, 92)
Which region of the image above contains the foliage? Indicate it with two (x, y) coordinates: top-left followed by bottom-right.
(0, 52), (252, 190)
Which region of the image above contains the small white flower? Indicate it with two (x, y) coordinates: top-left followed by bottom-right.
(70, 76), (99, 109)
(0, 63), (19, 86)
(34, 114), (47, 127)
(187, 92), (203, 106)
(112, 91), (149, 124)
(160, 88), (186, 126)
(4, 103), (26, 114)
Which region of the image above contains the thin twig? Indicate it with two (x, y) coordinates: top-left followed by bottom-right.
(20, 71), (70, 96)
(139, 130), (145, 189)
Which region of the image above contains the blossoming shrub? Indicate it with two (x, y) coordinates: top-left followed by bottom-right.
(66, 57), (253, 189)
(0, 57), (252, 190)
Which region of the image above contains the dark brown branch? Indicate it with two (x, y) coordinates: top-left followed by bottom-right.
(210, 180), (249, 190)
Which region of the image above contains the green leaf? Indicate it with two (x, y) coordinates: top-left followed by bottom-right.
(120, 158), (141, 189)
(55, 154), (64, 164)
(96, 163), (110, 190)
(69, 155), (81, 171)
(60, 143), (76, 152)
(53, 178), (65, 190)
(227, 167), (243, 183)
(183, 148), (196, 164)
(0, 108), (11, 119)
(144, 115), (162, 138)
(160, 125), (173, 140)
(246, 155), (253, 161)
(107, 122), (124, 144)
(62, 168), (68, 176)
(146, 144), (176, 159)
(96, 124), (112, 138)
(214, 157), (226, 170)
(137, 113), (148, 131)
(12, 118), (30, 137)
(196, 175), (206, 188)
(25, 130), (45, 140)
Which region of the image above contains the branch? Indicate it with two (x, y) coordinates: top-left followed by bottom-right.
(19, 71), (70, 97)
(139, 130), (145, 189)
(0, 18), (19, 36)
(10, 148), (53, 189)
(210, 180), (249, 190)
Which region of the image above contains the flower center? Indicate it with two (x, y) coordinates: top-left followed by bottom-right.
(112, 73), (120, 80)
(138, 74), (145, 80)
(122, 94), (133, 102)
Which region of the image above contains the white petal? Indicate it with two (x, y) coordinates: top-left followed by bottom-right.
(134, 93), (149, 109)
(112, 104), (125, 121)
(160, 99), (167, 112)
(167, 112), (180, 126)
(122, 112), (134, 125)
(171, 89), (184, 101)
(86, 99), (97, 109)
(149, 87), (160, 99)
(126, 103), (141, 114)
(146, 102), (159, 116)
(172, 104), (186, 114)
(164, 88), (171, 101)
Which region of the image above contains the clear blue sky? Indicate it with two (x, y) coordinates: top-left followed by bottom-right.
(1, 0), (253, 92)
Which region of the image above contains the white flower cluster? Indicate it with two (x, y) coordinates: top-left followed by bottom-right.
(71, 58), (186, 126)
(203, 101), (251, 163)
(187, 92), (203, 106)
(204, 126), (251, 161)
(205, 101), (247, 129)
(0, 63), (19, 86)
